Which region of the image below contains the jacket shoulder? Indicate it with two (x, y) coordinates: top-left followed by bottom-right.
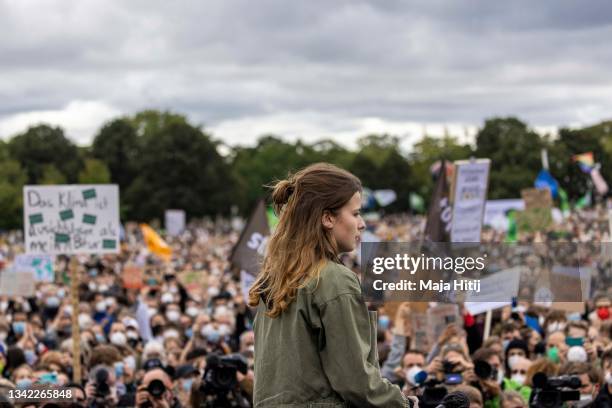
(306, 261), (362, 305)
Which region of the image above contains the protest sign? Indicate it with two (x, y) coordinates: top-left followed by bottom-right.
(426, 304), (460, 345)
(483, 199), (524, 231)
(411, 311), (430, 351)
(23, 185), (120, 255)
(464, 267), (523, 315)
(522, 188), (552, 210)
(122, 264), (144, 289)
(0, 270), (35, 297)
(165, 209), (186, 236)
(450, 159), (490, 242)
(178, 270), (208, 298)
(13, 254), (55, 282)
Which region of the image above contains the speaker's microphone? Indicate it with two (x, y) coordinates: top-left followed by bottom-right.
(435, 391), (470, 408)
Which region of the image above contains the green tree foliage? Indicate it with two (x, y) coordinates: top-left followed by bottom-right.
(409, 135), (473, 201)
(124, 111), (237, 221)
(475, 117), (544, 199)
(8, 125), (81, 184)
(92, 118), (139, 191)
(39, 164), (67, 185)
(0, 159), (27, 229)
(78, 159), (111, 184)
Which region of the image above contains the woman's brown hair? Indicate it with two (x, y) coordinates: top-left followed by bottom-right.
(247, 163), (362, 317)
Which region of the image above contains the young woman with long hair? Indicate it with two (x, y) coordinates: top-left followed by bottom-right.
(249, 163), (413, 407)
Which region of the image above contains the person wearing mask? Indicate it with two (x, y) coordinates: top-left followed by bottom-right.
(594, 348), (612, 406)
(248, 163), (414, 407)
(559, 361), (602, 407)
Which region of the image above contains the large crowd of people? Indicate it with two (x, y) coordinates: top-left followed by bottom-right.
(0, 204), (610, 407)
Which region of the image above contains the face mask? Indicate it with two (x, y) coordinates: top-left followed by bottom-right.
(508, 355), (521, 369)
(124, 355), (136, 371)
(17, 379), (32, 389)
(110, 331), (127, 346)
(218, 324), (232, 337)
(597, 306), (610, 320)
(96, 333), (107, 343)
(98, 284), (109, 292)
(88, 268), (98, 277)
(0, 301), (8, 312)
(24, 349), (37, 365)
(605, 371), (612, 386)
(147, 307), (157, 318)
(79, 314), (92, 329)
(88, 282), (97, 291)
(105, 297), (116, 307)
(114, 361), (124, 377)
(12, 321), (25, 335)
(182, 377), (193, 392)
(161, 293), (174, 304)
(152, 325), (164, 337)
(163, 329), (180, 339)
(169, 286), (178, 294)
(577, 394), (593, 407)
(378, 315), (390, 331)
(126, 330), (139, 340)
(57, 288), (66, 298)
(45, 296), (60, 308)
(95, 301), (106, 312)
(166, 310), (180, 322)
(201, 324), (220, 343)
(208, 286), (220, 297)
(547, 346), (560, 363)
(186, 307), (199, 317)
(502, 339), (510, 351)
(185, 328), (193, 339)
(511, 374), (526, 386)
(0, 331), (7, 341)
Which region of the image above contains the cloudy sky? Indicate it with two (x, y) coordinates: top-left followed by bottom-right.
(1, 0), (611, 151)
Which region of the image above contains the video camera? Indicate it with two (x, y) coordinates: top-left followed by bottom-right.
(88, 367), (112, 408)
(530, 372), (581, 408)
(198, 353), (250, 408)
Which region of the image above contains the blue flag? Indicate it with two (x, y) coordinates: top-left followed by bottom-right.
(535, 170), (559, 199)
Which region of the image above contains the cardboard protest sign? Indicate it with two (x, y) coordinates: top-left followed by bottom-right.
(0, 270), (36, 296)
(464, 267), (523, 315)
(522, 188), (553, 210)
(450, 159), (490, 243)
(178, 270), (208, 298)
(23, 185), (120, 255)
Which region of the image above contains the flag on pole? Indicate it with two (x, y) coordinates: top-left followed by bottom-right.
(590, 166), (609, 196)
(424, 160), (452, 242)
(230, 200), (271, 277)
(534, 170), (559, 199)
(140, 224), (172, 262)
(572, 152), (595, 173)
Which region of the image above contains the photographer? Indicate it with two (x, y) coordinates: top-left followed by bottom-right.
(135, 367), (181, 408)
(558, 362), (602, 407)
(84, 364), (119, 407)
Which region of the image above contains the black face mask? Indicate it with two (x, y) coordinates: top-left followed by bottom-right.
(152, 325), (164, 336)
(128, 338), (139, 348)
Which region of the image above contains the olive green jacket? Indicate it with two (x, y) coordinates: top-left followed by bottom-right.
(253, 261), (409, 407)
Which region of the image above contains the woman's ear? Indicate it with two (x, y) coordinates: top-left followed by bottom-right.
(321, 210), (335, 229)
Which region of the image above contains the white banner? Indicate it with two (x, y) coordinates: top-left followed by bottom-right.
(165, 209), (186, 236)
(451, 159), (491, 242)
(464, 267), (523, 315)
(23, 185), (120, 255)
(0, 270), (36, 297)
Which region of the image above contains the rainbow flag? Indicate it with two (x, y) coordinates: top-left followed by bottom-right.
(572, 152), (594, 173)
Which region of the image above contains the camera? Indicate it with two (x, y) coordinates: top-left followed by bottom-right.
(198, 353), (250, 407)
(418, 379), (448, 408)
(530, 372), (581, 408)
(88, 368), (112, 408)
(147, 379), (166, 398)
(442, 359), (463, 385)
(474, 360), (497, 380)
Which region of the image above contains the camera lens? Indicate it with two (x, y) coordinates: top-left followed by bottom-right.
(147, 379), (166, 398)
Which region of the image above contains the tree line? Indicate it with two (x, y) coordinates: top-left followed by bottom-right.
(1, 110), (611, 229)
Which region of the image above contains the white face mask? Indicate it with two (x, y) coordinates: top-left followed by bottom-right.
(547, 321), (566, 333)
(508, 355), (521, 369)
(164, 329), (180, 339)
(186, 307), (199, 317)
(577, 394), (593, 407)
(166, 310), (180, 322)
(511, 374), (526, 386)
(0, 331), (7, 341)
(606, 371), (612, 386)
(95, 301), (106, 312)
(405, 365), (424, 386)
(161, 293), (174, 304)
(110, 331), (127, 346)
